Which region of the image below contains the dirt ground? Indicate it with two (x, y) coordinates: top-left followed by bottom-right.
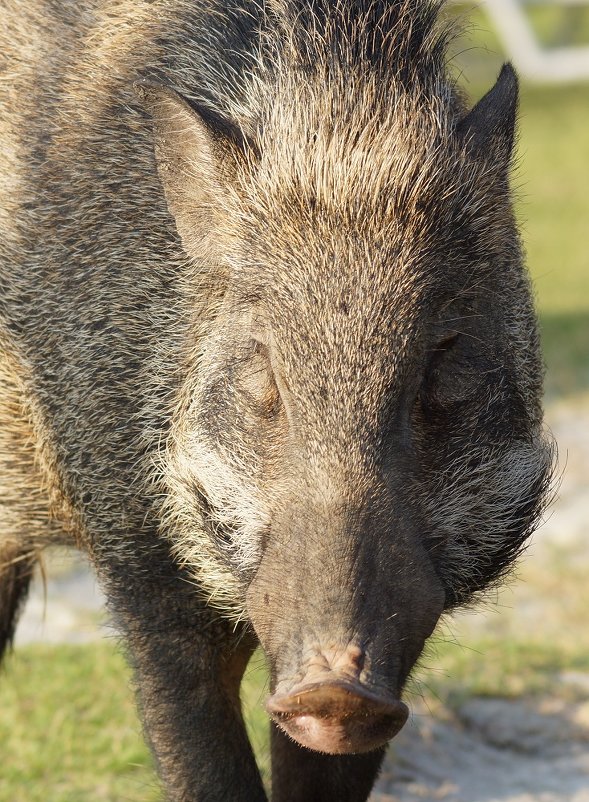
(373, 690), (589, 801)
(15, 400), (589, 802)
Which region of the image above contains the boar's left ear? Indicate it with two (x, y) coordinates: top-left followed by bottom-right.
(134, 80), (245, 254)
(458, 63), (519, 164)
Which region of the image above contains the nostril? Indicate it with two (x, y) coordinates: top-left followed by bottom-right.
(267, 681), (409, 755)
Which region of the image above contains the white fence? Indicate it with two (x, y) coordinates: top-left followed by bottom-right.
(458, 0), (589, 81)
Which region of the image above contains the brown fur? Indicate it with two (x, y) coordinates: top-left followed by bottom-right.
(0, 1), (554, 799)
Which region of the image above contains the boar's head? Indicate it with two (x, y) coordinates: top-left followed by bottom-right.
(138, 51), (553, 754)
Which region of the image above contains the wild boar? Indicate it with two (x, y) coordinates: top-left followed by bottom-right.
(0, 0), (554, 799)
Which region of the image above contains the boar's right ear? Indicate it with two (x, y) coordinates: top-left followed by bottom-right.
(134, 81), (245, 254)
(457, 63), (519, 166)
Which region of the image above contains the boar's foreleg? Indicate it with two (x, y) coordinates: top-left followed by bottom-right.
(271, 725), (385, 802)
(100, 552), (266, 802)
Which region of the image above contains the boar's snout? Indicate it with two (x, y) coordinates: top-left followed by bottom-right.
(265, 641), (410, 754)
(267, 679), (408, 754)
(247, 485), (445, 753)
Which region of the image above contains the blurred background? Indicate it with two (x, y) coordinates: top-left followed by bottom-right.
(1, 3), (588, 800)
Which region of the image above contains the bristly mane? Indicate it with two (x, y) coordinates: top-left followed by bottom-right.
(224, 0), (468, 253)
(266, 0), (450, 84)
(164, 0), (456, 132)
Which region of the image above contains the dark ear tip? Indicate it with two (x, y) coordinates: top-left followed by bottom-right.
(499, 62), (517, 80)
(498, 62), (519, 92)
(457, 61), (519, 159)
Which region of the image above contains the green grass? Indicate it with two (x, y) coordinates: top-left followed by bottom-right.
(0, 643), (274, 801)
(518, 85), (589, 398)
(413, 635), (589, 708)
(520, 84), (589, 314)
(0, 644), (159, 802)
(242, 653), (272, 786)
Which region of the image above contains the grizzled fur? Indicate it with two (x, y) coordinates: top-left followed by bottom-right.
(0, 0), (553, 800)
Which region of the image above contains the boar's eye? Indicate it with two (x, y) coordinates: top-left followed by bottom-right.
(239, 340), (283, 418)
(425, 332), (460, 372)
(420, 332), (483, 411)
